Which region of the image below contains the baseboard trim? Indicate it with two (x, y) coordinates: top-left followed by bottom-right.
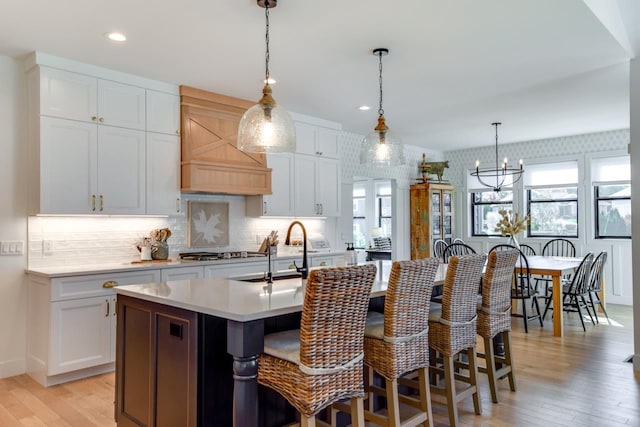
(0, 358), (26, 379)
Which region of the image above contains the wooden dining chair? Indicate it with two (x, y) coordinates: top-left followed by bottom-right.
(490, 244), (543, 333)
(433, 239), (448, 260)
(586, 251), (610, 324)
(542, 253), (594, 331)
(442, 242), (476, 263)
(258, 264), (377, 426)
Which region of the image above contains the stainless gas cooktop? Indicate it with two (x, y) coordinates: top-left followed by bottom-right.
(179, 251), (267, 261)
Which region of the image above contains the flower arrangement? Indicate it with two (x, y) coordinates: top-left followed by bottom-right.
(494, 209), (529, 237)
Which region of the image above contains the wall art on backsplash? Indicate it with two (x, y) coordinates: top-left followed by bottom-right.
(187, 201), (230, 248)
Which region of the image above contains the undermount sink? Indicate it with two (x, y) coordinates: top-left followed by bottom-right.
(233, 272), (303, 283)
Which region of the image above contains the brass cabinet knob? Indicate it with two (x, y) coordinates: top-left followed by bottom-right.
(102, 280), (118, 288)
(91, 116), (97, 121)
(320, 261), (327, 266)
(98, 117), (104, 123)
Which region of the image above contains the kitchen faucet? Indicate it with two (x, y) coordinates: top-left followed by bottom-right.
(285, 221), (308, 279)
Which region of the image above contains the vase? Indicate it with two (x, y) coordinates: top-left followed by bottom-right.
(152, 241), (169, 260)
(507, 235), (520, 250)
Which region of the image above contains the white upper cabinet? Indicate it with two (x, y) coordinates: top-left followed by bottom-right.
(293, 154), (340, 217)
(294, 122), (340, 159)
(40, 67), (97, 122)
(246, 153), (295, 217)
(98, 80), (145, 130)
(146, 133), (181, 215)
(316, 156), (340, 216)
(147, 90), (180, 135)
(39, 66), (145, 130)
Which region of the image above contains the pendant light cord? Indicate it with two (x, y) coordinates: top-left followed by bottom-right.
(378, 51), (384, 116)
(264, 1), (270, 81)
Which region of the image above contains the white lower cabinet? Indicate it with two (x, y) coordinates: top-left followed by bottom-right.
(204, 261), (267, 279)
(310, 255), (343, 268)
(161, 266), (204, 281)
(27, 269), (161, 386)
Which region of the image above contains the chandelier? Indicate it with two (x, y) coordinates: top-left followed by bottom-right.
(470, 122), (523, 192)
(360, 48), (404, 166)
(238, 0), (296, 153)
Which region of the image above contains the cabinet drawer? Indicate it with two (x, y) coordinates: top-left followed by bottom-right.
(51, 270), (161, 301)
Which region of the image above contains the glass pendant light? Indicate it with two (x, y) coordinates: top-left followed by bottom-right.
(238, 0), (295, 153)
(360, 48), (404, 166)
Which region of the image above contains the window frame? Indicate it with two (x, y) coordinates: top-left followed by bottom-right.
(526, 185), (579, 238)
(594, 182), (631, 239)
(469, 190), (514, 237)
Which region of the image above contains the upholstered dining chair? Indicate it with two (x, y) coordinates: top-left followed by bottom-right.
(352, 258), (440, 427)
(543, 253), (595, 331)
(490, 244), (543, 333)
(442, 242), (476, 263)
(428, 253), (486, 427)
(587, 251), (610, 324)
(477, 249), (519, 403)
(258, 264), (377, 427)
(433, 239), (448, 261)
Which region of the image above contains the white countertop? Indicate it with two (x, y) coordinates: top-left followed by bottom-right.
(26, 250), (345, 278)
(114, 261), (447, 322)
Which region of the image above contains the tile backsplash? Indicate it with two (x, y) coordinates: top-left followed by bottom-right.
(28, 193), (331, 268)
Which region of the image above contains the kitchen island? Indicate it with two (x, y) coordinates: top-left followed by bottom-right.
(114, 261), (416, 427)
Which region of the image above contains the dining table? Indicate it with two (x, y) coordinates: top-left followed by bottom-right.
(517, 255), (584, 337)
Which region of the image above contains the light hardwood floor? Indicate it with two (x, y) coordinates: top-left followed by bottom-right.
(0, 304), (638, 426)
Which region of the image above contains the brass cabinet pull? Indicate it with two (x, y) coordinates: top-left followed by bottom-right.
(91, 195), (96, 211)
(99, 117), (104, 123)
(319, 204), (323, 215)
(106, 300), (110, 317)
(176, 198), (181, 213)
(113, 297), (117, 316)
(263, 201), (267, 215)
(99, 195), (104, 212)
(320, 261), (327, 266)
(102, 280), (117, 288)
(91, 116), (97, 121)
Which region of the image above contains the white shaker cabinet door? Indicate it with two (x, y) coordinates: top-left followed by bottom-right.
(50, 296), (111, 375)
(263, 153), (294, 216)
(316, 127), (340, 159)
(147, 90), (180, 136)
(40, 117), (98, 214)
(146, 133), (181, 215)
(161, 266), (205, 281)
(39, 67), (97, 123)
(97, 126), (146, 214)
(98, 80), (146, 130)
(294, 154), (318, 216)
(316, 157), (340, 217)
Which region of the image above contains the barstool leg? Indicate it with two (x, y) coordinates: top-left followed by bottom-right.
(483, 337), (499, 403)
(301, 415), (316, 427)
(468, 348), (482, 415)
(503, 331), (516, 392)
(443, 354), (459, 427)
(350, 397), (365, 427)
(417, 367), (434, 427)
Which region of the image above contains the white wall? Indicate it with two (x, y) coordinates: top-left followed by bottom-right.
(629, 57), (639, 373)
(0, 55), (28, 378)
(443, 129), (633, 306)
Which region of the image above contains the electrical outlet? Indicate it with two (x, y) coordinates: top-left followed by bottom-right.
(43, 240), (54, 255)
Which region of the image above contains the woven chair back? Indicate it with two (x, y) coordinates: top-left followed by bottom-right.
(433, 239), (448, 260)
(490, 244), (534, 298)
(565, 253), (594, 296)
(542, 238), (576, 257)
(588, 251), (607, 293)
(441, 253), (487, 324)
(442, 242), (476, 263)
(478, 249), (519, 338)
(383, 258), (440, 339)
(299, 264), (377, 370)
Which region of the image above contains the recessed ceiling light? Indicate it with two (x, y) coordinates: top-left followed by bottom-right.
(358, 105), (371, 111)
(264, 78), (276, 84)
(105, 32), (127, 42)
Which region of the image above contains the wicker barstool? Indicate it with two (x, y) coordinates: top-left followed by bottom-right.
(258, 264), (377, 427)
(477, 249), (519, 403)
(357, 258), (440, 426)
(428, 253), (486, 427)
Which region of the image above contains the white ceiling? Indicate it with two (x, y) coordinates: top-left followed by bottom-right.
(0, 0), (637, 151)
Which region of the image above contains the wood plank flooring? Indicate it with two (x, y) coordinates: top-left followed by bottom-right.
(0, 304), (637, 426)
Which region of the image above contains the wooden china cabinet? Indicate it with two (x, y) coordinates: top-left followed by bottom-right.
(410, 182), (455, 259)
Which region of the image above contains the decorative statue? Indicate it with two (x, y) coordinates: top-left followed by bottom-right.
(418, 153), (449, 183)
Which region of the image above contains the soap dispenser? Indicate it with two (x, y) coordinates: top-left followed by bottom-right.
(344, 243), (357, 266)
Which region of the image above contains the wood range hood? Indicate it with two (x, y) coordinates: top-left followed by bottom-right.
(180, 85), (272, 195)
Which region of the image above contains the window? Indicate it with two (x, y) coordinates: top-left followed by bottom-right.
(525, 161), (579, 238)
(375, 182), (392, 237)
(352, 186), (367, 248)
(592, 156), (631, 239)
(470, 190), (513, 236)
(467, 170), (513, 237)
